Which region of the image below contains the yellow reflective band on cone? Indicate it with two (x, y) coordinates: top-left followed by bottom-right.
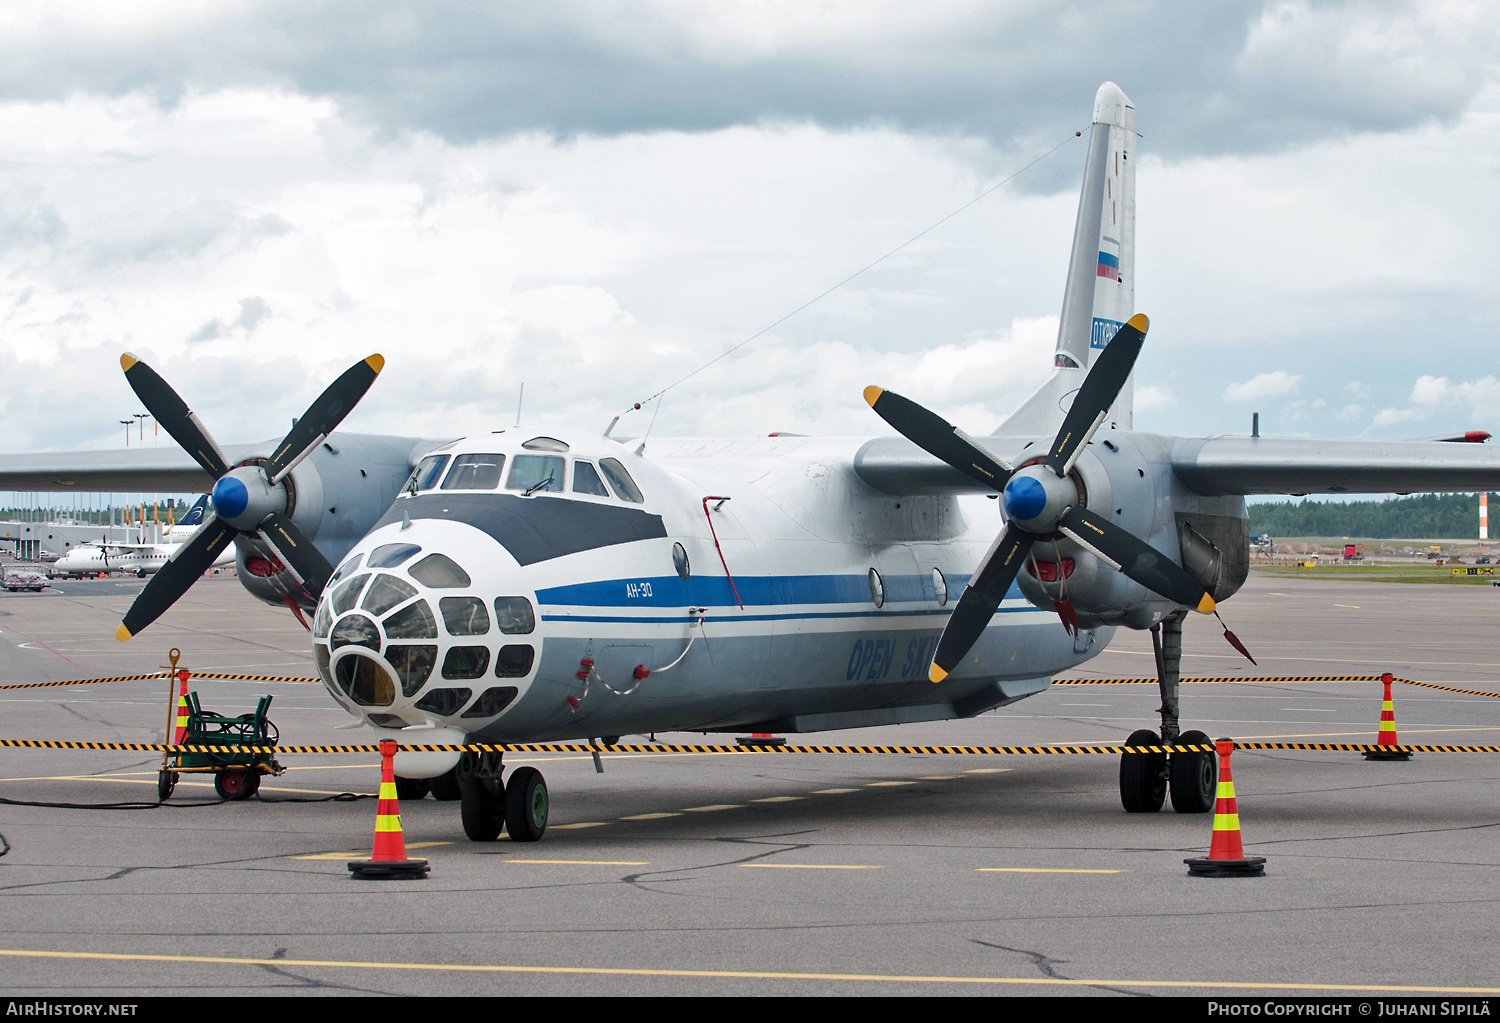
(375, 816), (402, 832)
(379, 782), (398, 799)
(1216, 782), (1235, 799)
(1213, 813), (1240, 831)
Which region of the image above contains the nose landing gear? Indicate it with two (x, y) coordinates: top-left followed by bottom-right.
(1119, 611), (1217, 813)
(459, 752), (549, 842)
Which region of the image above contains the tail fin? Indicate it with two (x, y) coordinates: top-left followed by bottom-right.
(998, 82), (1137, 435)
(178, 495), (209, 527)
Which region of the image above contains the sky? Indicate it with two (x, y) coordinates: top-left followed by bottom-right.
(1, 0), (1497, 462)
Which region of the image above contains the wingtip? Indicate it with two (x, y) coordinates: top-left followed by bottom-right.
(1196, 593), (1216, 614)
(929, 663), (948, 684)
(863, 385), (883, 408)
(115, 623), (133, 642)
(365, 354), (385, 373)
(119, 353), (138, 373)
(1126, 313), (1149, 333)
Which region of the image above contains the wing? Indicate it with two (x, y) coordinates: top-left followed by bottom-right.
(0, 444), (259, 492)
(1170, 436), (1500, 496)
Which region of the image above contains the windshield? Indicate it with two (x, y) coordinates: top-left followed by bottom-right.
(507, 454), (564, 494)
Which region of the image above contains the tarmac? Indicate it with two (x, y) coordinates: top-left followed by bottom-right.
(1, 568), (1499, 996)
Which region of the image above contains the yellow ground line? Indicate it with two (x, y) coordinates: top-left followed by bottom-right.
(918, 775), (962, 780)
(977, 868), (1124, 874)
(810, 788), (859, 794)
(963, 768), (1011, 774)
(740, 864), (884, 870)
(1232, 726), (1500, 741)
(682, 804), (743, 812)
(550, 822), (608, 830)
(750, 796), (804, 802)
(865, 780), (914, 787)
(1, 773), (376, 797)
(0, 949), (1496, 993)
(508, 860), (650, 866)
(620, 812), (681, 820)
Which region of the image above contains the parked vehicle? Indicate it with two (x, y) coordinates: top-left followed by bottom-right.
(3, 570), (47, 592)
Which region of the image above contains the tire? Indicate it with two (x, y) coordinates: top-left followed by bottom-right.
(428, 763), (463, 801)
(214, 769), (254, 801)
(1119, 728), (1167, 813)
(395, 776), (430, 801)
(1169, 729), (1217, 814)
(504, 767), (549, 842)
(156, 771), (177, 801)
(460, 769), (504, 841)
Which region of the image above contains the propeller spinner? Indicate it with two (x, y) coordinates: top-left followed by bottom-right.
(866, 313), (1220, 683)
(114, 353), (385, 640)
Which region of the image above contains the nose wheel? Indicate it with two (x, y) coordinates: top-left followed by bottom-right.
(459, 754), (549, 842)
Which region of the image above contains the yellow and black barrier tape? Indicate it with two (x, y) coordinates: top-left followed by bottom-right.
(3, 739), (1499, 755)
(0, 672), (320, 690)
(1393, 679), (1500, 699)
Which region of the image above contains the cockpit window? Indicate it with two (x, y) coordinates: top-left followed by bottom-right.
(494, 597), (536, 635)
(329, 554), (362, 584)
(367, 543), (421, 569)
(383, 600), (438, 639)
(572, 460), (610, 497)
(440, 596), (490, 636)
(362, 574), (418, 616)
(521, 436), (569, 452)
(506, 454), (564, 494)
(409, 553), (471, 588)
(441, 453), (506, 491)
(385, 645), (436, 697)
(410, 454), (450, 493)
(330, 613), (380, 651)
(599, 458), (645, 503)
(330, 573), (371, 615)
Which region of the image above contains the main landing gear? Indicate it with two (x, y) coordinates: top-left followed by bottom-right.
(1119, 611), (1216, 814)
(458, 751), (549, 843)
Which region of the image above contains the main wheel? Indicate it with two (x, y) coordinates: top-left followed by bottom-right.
(1169, 729), (1217, 814)
(504, 767), (548, 842)
(156, 770), (177, 801)
(395, 776), (430, 801)
(460, 769), (504, 841)
(214, 769), (254, 801)
(1119, 728), (1167, 813)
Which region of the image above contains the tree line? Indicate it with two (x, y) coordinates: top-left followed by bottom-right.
(1248, 493), (1493, 539)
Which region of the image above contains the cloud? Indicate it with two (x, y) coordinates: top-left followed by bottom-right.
(0, 1), (1494, 168)
(1135, 385), (1177, 412)
(1223, 370), (1303, 403)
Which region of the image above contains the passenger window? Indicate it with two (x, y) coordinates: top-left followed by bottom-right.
(409, 553), (471, 588)
(599, 458), (644, 503)
(412, 454), (450, 492)
(442, 646), (491, 680)
(494, 597), (536, 635)
(495, 645), (535, 678)
(367, 543), (421, 569)
(441, 453), (506, 490)
(507, 454), (564, 493)
(572, 460), (610, 497)
(330, 573), (371, 615)
(440, 596), (490, 636)
(383, 600), (438, 639)
(362, 574), (418, 616)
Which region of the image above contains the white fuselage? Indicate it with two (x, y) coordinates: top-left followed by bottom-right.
(50, 538), (235, 578)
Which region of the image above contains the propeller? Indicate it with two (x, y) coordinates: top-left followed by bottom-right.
(866, 313), (1222, 683)
(114, 353), (385, 640)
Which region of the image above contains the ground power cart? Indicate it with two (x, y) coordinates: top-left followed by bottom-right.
(157, 692), (284, 800)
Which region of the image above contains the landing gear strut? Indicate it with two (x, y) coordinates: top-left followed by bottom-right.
(1119, 611), (1216, 813)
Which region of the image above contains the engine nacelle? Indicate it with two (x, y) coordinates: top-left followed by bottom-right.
(1015, 433), (1249, 630)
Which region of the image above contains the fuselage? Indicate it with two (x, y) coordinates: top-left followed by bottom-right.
(310, 429), (1123, 752)
(51, 538), (235, 578)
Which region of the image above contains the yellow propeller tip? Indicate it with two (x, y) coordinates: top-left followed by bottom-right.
(1126, 313), (1149, 332)
(115, 624), (133, 642)
(863, 385), (883, 407)
(1196, 593), (1216, 614)
(119, 353), (138, 372)
(365, 354), (385, 373)
(929, 664), (948, 684)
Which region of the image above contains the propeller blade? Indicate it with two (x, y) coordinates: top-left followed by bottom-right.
(265, 355), (385, 484)
(863, 386), (1013, 490)
(255, 510), (333, 601)
(1056, 505), (1215, 613)
(1044, 313), (1148, 477)
(930, 526), (1035, 682)
(115, 517), (235, 641)
(119, 354), (230, 478)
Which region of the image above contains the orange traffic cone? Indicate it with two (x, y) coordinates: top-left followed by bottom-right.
(1185, 738), (1266, 877)
(348, 740), (430, 880)
(172, 670), (190, 745)
(1363, 673), (1412, 761)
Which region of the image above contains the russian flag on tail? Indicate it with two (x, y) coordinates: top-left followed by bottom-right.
(1096, 250), (1119, 281)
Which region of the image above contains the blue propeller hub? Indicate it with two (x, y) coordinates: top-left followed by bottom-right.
(209, 465), (284, 531)
(1001, 465), (1077, 532)
(1002, 475), (1047, 521)
(211, 475), (249, 520)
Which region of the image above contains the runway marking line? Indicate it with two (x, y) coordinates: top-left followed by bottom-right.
(977, 868), (1124, 874)
(508, 860), (649, 866)
(917, 775), (961, 780)
(550, 822), (609, 830)
(1, 948), (1496, 993)
(620, 812), (681, 820)
(750, 796), (803, 803)
(810, 788), (859, 794)
(740, 864), (883, 870)
(963, 768), (1011, 774)
(865, 781), (914, 787)
(682, 805), (743, 812)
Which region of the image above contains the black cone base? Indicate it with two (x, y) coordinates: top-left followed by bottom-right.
(1185, 855), (1266, 877)
(736, 736), (786, 746)
(1362, 749), (1413, 761)
(347, 858), (429, 880)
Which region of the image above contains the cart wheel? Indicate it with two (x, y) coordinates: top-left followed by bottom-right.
(214, 770), (254, 801)
(156, 771), (177, 801)
(243, 771), (262, 798)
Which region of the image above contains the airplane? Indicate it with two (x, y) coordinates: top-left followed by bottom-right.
(49, 497), (236, 579)
(2, 82), (1499, 842)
